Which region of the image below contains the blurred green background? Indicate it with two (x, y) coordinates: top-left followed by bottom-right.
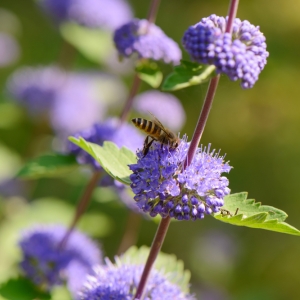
(1, 0), (300, 299)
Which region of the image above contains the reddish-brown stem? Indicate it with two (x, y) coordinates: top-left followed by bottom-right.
(146, 0), (161, 24)
(58, 171), (101, 249)
(184, 0), (239, 169)
(119, 0), (161, 123)
(134, 1), (241, 298)
(119, 74), (141, 123)
(117, 211), (142, 255)
(183, 76), (220, 169)
(226, 0), (240, 34)
(134, 217), (171, 299)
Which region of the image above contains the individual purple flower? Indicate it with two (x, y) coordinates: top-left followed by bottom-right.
(0, 32), (20, 67)
(182, 14), (269, 89)
(7, 66), (65, 115)
(68, 118), (144, 169)
(133, 90), (186, 131)
(78, 258), (195, 300)
(39, 0), (133, 30)
(7, 67), (125, 135)
(129, 139), (231, 220)
(114, 19), (182, 65)
(19, 224), (102, 291)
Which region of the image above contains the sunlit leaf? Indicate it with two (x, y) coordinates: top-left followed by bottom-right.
(69, 138), (136, 185)
(213, 192), (300, 235)
(60, 23), (113, 64)
(120, 246), (191, 293)
(162, 60), (216, 91)
(0, 143), (21, 182)
(51, 286), (72, 300)
(135, 61), (163, 88)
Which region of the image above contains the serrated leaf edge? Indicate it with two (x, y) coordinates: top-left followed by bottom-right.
(68, 137), (133, 185)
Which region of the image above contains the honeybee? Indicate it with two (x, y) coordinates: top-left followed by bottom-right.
(132, 114), (180, 156)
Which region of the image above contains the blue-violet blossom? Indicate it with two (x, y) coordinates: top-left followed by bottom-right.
(182, 14), (269, 89)
(114, 19), (182, 65)
(129, 139), (231, 220)
(39, 0), (133, 30)
(78, 258), (195, 300)
(7, 65), (64, 115)
(19, 224), (102, 290)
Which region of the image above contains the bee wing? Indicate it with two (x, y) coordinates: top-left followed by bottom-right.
(148, 111), (166, 129)
(149, 113), (164, 128)
(148, 112), (175, 138)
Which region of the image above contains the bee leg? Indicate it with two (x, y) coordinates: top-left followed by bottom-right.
(143, 136), (150, 149)
(142, 137), (149, 156)
(160, 136), (166, 149)
(161, 136), (171, 150)
(143, 136), (155, 156)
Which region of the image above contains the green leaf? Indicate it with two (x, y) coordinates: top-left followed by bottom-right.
(60, 23), (113, 64)
(135, 61), (163, 88)
(120, 246), (191, 293)
(213, 192), (300, 236)
(51, 286), (72, 300)
(162, 60), (216, 91)
(0, 143), (22, 182)
(16, 153), (79, 179)
(0, 277), (51, 300)
(68, 138), (136, 185)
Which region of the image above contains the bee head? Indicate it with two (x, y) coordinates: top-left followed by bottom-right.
(172, 138), (180, 148)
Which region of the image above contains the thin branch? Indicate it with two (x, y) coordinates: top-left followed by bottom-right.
(134, 217), (171, 299)
(58, 171), (101, 249)
(117, 211), (142, 255)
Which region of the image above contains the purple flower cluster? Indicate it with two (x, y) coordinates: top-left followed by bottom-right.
(68, 118), (144, 169)
(114, 19), (182, 65)
(182, 14), (269, 88)
(7, 66), (64, 115)
(133, 90), (186, 131)
(7, 67), (127, 136)
(129, 139), (231, 220)
(78, 258), (194, 300)
(19, 224), (102, 290)
(39, 0), (133, 30)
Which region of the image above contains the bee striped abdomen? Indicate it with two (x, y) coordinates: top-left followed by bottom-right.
(151, 123), (160, 135)
(132, 118), (159, 136)
(132, 116), (180, 156)
(133, 118), (147, 130)
(145, 120), (152, 132)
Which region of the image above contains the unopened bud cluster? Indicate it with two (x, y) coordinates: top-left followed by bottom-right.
(182, 14), (269, 88)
